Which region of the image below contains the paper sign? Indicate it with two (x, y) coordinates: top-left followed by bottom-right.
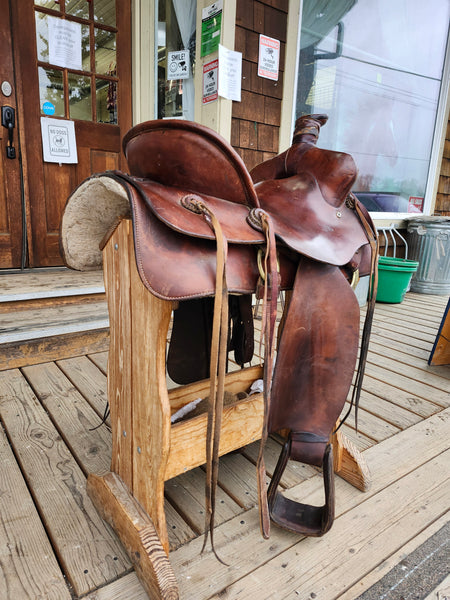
(258, 34), (280, 81)
(203, 59), (219, 104)
(201, 0), (223, 57)
(48, 16), (82, 71)
(218, 44), (242, 102)
(167, 50), (190, 80)
(408, 196), (424, 212)
(40, 117), (78, 164)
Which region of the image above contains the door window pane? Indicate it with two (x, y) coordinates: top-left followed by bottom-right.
(296, 0), (450, 214)
(69, 73), (92, 120)
(34, 0), (60, 11)
(66, 0), (90, 20)
(94, 0), (116, 27)
(35, 12), (49, 62)
(156, 0), (197, 120)
(38, 67), (65, 116)
(95, 28), (116, 75)
(96, 77), (117, 124)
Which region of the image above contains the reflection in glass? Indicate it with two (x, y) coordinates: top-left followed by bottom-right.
(94, 0), (116, 27)
(96, 77), (117, 124)
(296, 0), (450, 213)
(69, 73), (92, 120)
(35, 12), (49, 62)
(34, 0), (60, 11)
(38, 67), (65, 117)
(66, 0), (89, 20)
(95, 28), (116, 75)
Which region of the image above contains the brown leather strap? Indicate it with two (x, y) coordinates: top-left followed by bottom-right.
(248, 208), (279, 539)
(181, 194), (229, 564)
(338, 194), (379, 430)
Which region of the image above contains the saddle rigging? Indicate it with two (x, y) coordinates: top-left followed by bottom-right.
(61, 114), (378, 557)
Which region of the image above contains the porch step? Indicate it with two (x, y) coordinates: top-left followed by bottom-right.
(0, 268), (109, 370)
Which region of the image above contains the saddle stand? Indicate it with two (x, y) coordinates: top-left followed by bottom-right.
(61, 116), (377, 600)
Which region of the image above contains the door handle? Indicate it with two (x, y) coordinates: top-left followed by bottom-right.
(1, 105), (16, 159)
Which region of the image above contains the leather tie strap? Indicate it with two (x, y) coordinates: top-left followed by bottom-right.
(248, 208), (279, 539)
(181, 194), (229, 564)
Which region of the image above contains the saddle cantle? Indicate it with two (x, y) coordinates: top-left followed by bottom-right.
(60, 115), (378, 551)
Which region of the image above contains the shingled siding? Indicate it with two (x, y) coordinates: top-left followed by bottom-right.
(435, 115), (450, 216)
(231, 0), (288, 171)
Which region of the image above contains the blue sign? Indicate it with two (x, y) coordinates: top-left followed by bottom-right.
(42, 101), (55, 115)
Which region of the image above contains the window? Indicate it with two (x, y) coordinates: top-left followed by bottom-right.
(296, 0), (450, 215)
(35, 0), (118, 124)
(156, 0), (197, 120)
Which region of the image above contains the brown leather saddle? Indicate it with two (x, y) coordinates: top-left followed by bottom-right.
(61, 115), (378, 551)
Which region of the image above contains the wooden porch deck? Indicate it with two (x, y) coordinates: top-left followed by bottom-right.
(0, 289), (448, 599)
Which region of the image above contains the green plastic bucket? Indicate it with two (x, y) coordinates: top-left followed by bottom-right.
(376, 256), (419, 303)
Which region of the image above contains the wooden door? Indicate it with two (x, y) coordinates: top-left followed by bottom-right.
(0, 0), (25, 268)
(5, 0), (132, 268)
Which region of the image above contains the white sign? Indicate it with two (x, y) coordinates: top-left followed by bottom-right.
(48, 16), (82, 71)
(218, 44), (242, 102)
(258, 34), (280, 81)
(40, 117), (78, 164)
(203, 59), (218, 104)
(167, 50), (190, 80)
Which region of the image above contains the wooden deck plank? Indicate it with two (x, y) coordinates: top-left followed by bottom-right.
(206, 450), (449, 600)
(21, 362), (195, 554)
(364, 363), (449, 408)
(87, 351), (109, 375)
(339, 512), (450, 600)
(164, 468), (243, 535)
(0, 425), (72, 600)
(368, 339), (450, 380)
(169, 407), (450, 599)
(56, 355), (109, 421)
(0, 368), (131, 597)
(21, 362), (113, 477)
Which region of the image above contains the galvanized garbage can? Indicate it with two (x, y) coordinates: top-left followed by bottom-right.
(406, 217), (450, 294)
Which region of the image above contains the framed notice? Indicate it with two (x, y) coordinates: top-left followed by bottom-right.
(258, 34), (280, 81)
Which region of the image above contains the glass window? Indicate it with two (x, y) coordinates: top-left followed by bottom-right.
(94, 0), (116, 26)
(296, 0), (450, 215)
(69, 73), (92, 120)
(96, 77), (117, 124)
(38, 67), (65, 117)
(156, 0), (197, 120)
(95, 28), (116, 75)
(66, 0), (90, 20)
(34, 0), (60, 11)
(35, 1), (118, 123)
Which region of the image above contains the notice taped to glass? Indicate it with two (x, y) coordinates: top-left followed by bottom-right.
(201, 0), (223, 57)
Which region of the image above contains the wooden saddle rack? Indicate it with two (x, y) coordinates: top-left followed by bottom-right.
(61, 115), (378, 599)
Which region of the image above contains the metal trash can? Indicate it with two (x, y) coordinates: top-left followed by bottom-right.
(406, 217), (450, 294)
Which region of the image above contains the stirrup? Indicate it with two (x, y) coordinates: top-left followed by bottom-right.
(267, 434), (335, 537)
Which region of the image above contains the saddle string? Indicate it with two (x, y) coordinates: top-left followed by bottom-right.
(248, 208), (279, 539)
(336, 194), (379, 432)
(181, 194), (229, 564)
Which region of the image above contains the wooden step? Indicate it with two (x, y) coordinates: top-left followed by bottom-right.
(0, 268), (109, 370)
